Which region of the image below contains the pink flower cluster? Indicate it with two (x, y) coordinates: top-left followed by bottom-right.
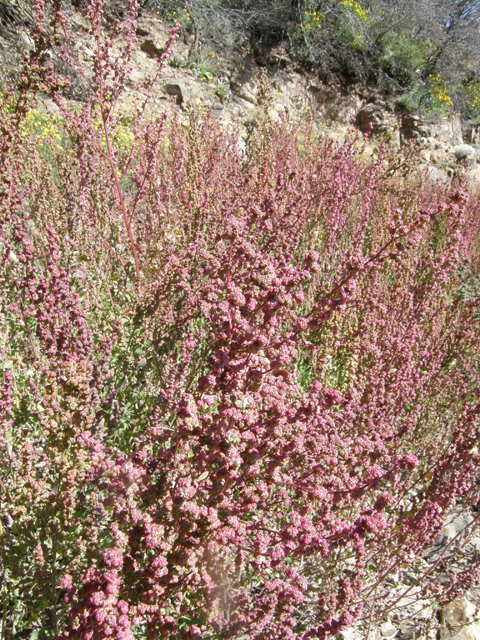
(0, 0), (479, 637)
(59, 111), (480, 636)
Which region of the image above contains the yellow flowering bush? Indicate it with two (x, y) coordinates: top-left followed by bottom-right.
(340, 0), (369, 23)
(299, 0), (369, 50)
(21, 109), (63, 145)
(301, 3), (326, 36)
(338, 0), (369, 49)
(426, 73), (453, 115)
(0, 90), (62, 148)
(463, 80), (480, 118)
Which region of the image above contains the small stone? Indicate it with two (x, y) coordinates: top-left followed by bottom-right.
(444, 598), (476, 628)
(380, 619), (398, 638)
(82, 46), (96, 60)
(338, 627), (363, 640)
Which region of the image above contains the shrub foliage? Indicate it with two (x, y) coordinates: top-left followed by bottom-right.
(0, 1), (480, 638)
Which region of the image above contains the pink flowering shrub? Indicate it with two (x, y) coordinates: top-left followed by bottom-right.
(0, 1), (479, 638)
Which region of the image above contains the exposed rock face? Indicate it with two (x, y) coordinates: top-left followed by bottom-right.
(355, 103), (400, 147)
(441, 598), (480, 640)
(237, 80), (258, 105)
(4, 5), (474, 189)
(356, 103), (396, 134)
(430, 116), (464, 146)
(309, 83), (361, 124)
(400, 114), (431, 147)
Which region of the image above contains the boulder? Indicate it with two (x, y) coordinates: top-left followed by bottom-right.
(355, 104), (397, 136)
(441, 599), (480, 640)
(426, 510), (474, 562)
(426, 165), (451, 186)
(430, 116), (463, 145)
(161, 80), (190, 106)
(400, 113), (429, 141)
(238, 81), (258, 105)
(444, 598), (476, 628)
(453, 144), (477, 160)
(450, 624), (480, 640)
(141, 38), (165, 58)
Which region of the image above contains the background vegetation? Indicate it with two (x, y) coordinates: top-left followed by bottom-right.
(139, 0), (480, 121)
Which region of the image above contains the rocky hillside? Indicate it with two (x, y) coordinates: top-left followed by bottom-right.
(2, 2), (480, 191)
